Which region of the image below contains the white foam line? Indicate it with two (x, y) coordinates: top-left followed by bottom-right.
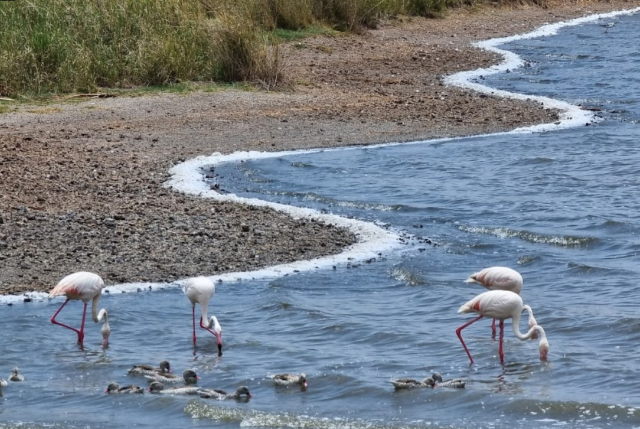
(445, 7), (640, 133)
(3, 8), (639, 303)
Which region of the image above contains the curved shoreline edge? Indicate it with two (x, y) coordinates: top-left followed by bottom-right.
(445, 7), (640, 133)
(2, 7), (638, 303)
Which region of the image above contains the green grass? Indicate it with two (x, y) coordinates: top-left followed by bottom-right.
(0, 0), (555, 98)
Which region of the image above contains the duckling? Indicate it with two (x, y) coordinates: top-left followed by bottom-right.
(9, 367), (24, 382)
(127, 360), (171, 376)
(147, 381), (199, 395)
(432, 372), (466, 388)
(145, 369), (198, 385)
(271, 373), (307, 388)
(197, 386), (252, 400)
(105, 382), (144, 394)
(390, 376), (436, 389)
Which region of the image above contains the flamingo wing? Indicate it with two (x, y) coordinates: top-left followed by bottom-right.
(49, 272), (104, 302)
(466, 267), (523, 294)
(458, 290), (522, 320)
(183, 276), (215, 305)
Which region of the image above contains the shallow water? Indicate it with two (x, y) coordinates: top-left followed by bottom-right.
(2, 9), (640, 429)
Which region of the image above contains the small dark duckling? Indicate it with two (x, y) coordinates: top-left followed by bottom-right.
(9, 367), (24, 382)
(197, 386), (252, 400)
(146, 369), (199, 385)
(147, 381), (199, 395)
(432, 372), (466, 389)
(128, 360), (171, 376)
(105, 382), (144, 394)
(390, 376), (436, 389)
(271, 373), (307, 388)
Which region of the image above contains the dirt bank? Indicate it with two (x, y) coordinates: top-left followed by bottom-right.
(1, 0), (638, 294)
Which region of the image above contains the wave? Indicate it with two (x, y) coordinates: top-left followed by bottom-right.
(444, 7), (640, 133)
(184, 401), (449, 429)
(458, 225), (596, 247)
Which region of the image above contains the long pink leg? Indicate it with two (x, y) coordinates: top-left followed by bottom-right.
(491, 319), (497, 338)
(51, 299), (87, 346)
(192, 305), (197, 346)
(456, 315), (484, 364)
(498, 320), (505, 363)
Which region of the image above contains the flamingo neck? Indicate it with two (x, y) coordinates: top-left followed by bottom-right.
(201, 304), (209, 325)
(512, 309), (547, 343)
(91, 294), (101, 323)
(523, 305), (537, 328)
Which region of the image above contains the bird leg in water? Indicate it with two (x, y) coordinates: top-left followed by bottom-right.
(456, 314), (484, 365)
(498, 320), (505, 364)
(491, 319), (497, 338)
(50, 299), (87, 346)
(191, 306), (197, 346)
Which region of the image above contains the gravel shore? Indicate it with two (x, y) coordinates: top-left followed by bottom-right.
(1, 0), (638, 295)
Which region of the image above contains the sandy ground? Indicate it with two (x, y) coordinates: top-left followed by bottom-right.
(1, 0), (639, 294)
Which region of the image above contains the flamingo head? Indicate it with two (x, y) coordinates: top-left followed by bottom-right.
(299, 373), (308, 388)
(539, 337), (550, 361)
(98, 309), (110, 348)
(212, 316), (223, 356)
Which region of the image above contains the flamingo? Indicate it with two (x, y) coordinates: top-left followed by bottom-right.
(49, 272), (108, 347)
(183, 277), (223, 355)
(465, 266), (538, 338)
(456, 290), (549, 364)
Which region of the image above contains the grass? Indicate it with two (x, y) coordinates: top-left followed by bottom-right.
(0, 0), (558, 98)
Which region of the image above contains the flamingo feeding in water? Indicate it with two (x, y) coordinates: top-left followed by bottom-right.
(456, 290), (549, 364)
(183, 276), (223, 355)
(49, 272), (109, 347)
(465, 266), (538, 338)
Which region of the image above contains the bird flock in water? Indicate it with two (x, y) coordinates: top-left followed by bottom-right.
(1, 266), (549, 398)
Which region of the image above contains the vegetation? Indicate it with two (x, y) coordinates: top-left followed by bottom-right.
(0, 0), (549, 98)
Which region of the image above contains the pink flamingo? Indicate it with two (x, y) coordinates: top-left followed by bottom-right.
(456, 290), (549, 364)
(183, 276), (223, 355)
(49, 272), (109, 347)
(465, 266), (537, 337)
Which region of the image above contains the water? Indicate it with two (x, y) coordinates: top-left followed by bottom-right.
(2, 8), (640, 429)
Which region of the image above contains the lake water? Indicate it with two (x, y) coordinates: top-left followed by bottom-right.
(2, 8), (640, 429)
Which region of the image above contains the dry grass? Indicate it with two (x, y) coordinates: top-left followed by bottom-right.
(0, 0), (565, 97)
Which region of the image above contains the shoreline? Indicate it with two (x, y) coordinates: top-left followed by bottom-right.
(1, 1), (639, 296)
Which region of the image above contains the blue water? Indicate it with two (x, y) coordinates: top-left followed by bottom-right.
(2, 9), (640, 429)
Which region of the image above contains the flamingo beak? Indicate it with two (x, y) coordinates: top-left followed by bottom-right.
(217, 343), (223, 357)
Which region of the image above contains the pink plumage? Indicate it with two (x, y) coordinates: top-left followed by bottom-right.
(465, 266), (523, 294)
(49, 272), (109, 348)
(183, 276), (223, 355)
(456, 290), (549, 364)
(49, 272), (104, 302)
